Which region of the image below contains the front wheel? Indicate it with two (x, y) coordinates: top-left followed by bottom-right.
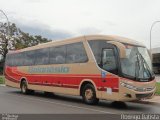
(82, 84), (99, 105)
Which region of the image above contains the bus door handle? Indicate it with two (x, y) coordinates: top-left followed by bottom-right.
(102, 79), (106, 82)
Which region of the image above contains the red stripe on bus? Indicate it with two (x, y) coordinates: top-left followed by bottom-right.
(5, 74), (20, 83)
(4, 66), (119, 92)
(29, 82), (79, 89)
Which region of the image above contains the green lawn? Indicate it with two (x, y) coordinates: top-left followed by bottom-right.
(156, 82), (160, 95)
(0, 76), (5, 84)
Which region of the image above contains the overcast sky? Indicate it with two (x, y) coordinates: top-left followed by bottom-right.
(0, 0), (160, 48)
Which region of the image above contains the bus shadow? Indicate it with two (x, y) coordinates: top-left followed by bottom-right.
(8, 90), (156, 112)
(10, 91), (83, 103)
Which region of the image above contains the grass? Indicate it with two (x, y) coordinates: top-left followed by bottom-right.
(156, 82), (160, 95)
(0, 76), (5, 84)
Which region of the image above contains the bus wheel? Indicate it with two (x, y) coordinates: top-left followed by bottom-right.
(82, 84), (99, 105)
(21, 81), (34, 94)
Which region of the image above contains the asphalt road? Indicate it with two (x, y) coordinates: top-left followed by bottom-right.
(0, 86), (160, 115)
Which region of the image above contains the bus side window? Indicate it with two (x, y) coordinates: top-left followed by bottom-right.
(66, 42), (88, 63)
(24, 51), (35, 66)
(49, 45), (66, 64)
(15, 53), (24, 66)
(34, 48), (49, 65)
(5, 54), (11, 66)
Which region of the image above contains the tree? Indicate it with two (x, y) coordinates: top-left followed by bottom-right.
(0, 22), (51, 62)
(0, 23), (16, 62)
(14, 31), (50, 50)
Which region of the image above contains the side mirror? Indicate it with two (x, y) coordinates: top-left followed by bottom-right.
(107, 41), (126, 58)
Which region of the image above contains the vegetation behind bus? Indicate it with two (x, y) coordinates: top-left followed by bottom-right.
(0, 22), (51, 74)
(0, 76), (4, 84)
(156, 82), (160, 95)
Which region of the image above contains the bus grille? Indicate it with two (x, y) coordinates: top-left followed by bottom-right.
(136, 93), (153, 99)
(135, 87), (154, 92)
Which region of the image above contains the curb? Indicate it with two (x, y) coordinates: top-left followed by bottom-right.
(131, 95), (160, 105)
(137, 96), (160, 105)
(132, 100), (160, 106)
(0, 84), (6, 87)
(141, 100), (160, 105)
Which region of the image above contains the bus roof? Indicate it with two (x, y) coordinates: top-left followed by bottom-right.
(8, 35), (145, 53)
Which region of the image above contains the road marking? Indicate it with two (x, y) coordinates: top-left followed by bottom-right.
(6, 93), (116, 114)
(0, 84), (6, 87)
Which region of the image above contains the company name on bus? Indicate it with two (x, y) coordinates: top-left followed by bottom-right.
(28, 66), (70, 73)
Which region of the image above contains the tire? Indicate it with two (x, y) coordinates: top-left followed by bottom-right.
(82, 84), (99, 105)
(21, 80), (34, 94)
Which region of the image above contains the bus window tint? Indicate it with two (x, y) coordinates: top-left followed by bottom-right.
(102, 49), (117, 73)
(5, 54), (10, 66)
(66, 42), (88, 63)
(15, 53), (24, 66)
(34, 48), (49, 65)
(8, 54), (15, 66)
(24, 51), (35, 66)
(6, 42), (88, 66)
(8, 53), (23, 66)
(89, 40), (112, 64)
(89, 40), (118, 74)
(49, 45), (66, 64)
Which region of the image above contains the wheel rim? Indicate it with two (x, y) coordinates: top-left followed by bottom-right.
(85, 89), (93, 100)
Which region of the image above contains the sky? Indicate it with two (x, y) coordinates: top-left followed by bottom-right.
(0, 0), (160, 48)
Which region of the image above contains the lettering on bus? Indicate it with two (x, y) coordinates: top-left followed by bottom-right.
(28, 66), (70, 73)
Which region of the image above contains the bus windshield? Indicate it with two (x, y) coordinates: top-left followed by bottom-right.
(88, 40), (154, 81)
(121, 45), (154, 81)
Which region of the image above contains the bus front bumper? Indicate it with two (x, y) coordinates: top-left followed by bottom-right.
(118, 85), (156, 102)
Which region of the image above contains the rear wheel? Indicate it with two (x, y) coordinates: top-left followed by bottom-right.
(82, 84), (99, 105)
(21, 81), (34, 94)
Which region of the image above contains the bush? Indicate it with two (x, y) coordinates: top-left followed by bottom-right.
(0, 76), (4, 84)
(155, 83), (160, 95)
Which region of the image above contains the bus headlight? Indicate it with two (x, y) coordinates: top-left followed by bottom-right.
(120, 82), (136, 90)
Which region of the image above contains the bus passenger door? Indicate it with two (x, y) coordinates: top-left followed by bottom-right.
(100, 48), (119, 99)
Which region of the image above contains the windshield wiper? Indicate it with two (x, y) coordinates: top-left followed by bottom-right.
(135, 53), (140, 81)
(137, 52), (152, 80)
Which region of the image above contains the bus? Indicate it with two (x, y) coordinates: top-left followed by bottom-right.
(4, 35), (156, 105)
